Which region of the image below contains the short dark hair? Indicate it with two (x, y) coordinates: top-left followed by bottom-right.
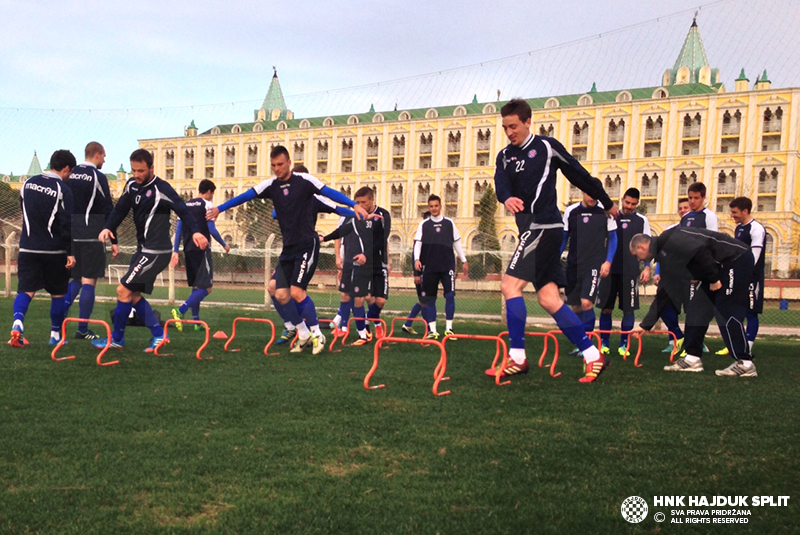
(427, 194), (441, 205)
(354, 186), (374, 199)
(629, 233), (652, 252)
(270, 145), (289, 160)
(198, 179), (216, 194)
(678, 197), (689, 205)
(729, 196), (753, 212)
(623, 187), (640, 200)
(49, 150), (76, 173)
(422, 211), (431, 218)
(687, 182), (707, 197)
(130, 148), (153, 167)
(85, 141), (104, 159)
(292, 164), (309, 174)
(500, 98), (532, 123)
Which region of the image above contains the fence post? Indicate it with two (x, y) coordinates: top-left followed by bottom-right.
(4, 231), (17, 298)
(168, 262), (175, 304)
(264, 233), (275, 309)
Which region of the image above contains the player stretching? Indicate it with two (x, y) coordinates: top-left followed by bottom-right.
(207, 146), (368, 355)
(716, 197), (765, 355)
(170, 179), (230, 331)
(93, 149), (208, 351)
(494, 98), (618, 383)
(562, 192), (617, 355)
(63, 142), (118, 340)
(597, 187), (651, 357)
(413, 195), (468, 340)
(9, 150), (76, 347)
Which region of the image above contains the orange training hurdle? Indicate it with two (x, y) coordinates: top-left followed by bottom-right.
(386, 317), (429, 338)
(51, 318), (116, 366)
(489, 331), (561, 378)
(225, 317), (279, 356)
(441, 333), (511, 386)
(154, 319), (210, 360)
(341, 317), (388, 346)
(547, 329), (602, 352)
(591, 330), (678, 366)
(365, 337), (449, 396)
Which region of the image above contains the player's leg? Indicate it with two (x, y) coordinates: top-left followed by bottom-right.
(337, 265), (357, 334)
(289, 239), (324, 353)
(596, 274), (618, 351)
(443, 269), (456, 336)
(63, 242), (83, 311)
(715, 254), (756, 377)
(9, 253), (38, 347)
(746, 278), (763, 352)
(367, 267), (388, 338)
(173, 250), (206, 331)
(618, 274), (638, 356)
(420, 272), (441, 339)
(665, 282), (713, 372)
(41, 254), (72, 345)
(500, 273), (529, 371)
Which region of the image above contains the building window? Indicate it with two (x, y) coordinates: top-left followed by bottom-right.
(604, 175), (622, 202)
(165, 149), (175, 167)
(293, 142), (305, 164)
(224, 147), (235, 177)
(444, 182), (458, 217)
(641, 173), (658, 197)
(419, 133), (433, 169)
(447, 131), (461, 168)
(720, 110), (741, 153)
(473, 180), (489, 217)
(247, 145), (258, 177)
(758, 168), (779, 194)
(339, 185), (352, 198)
(453, 106), (466, 117)
(316, 140), (329, 174)
(568, 185), (581, 202)
(644, 116), (662, 158)
(476, 129), (491, 166)
(539, 124), (555, 137)
(758, 197), (776, 212)
(717, 169), (737, 196)
(204, 148), (214, 178)
(416, 182), (431, 217)
(425, 108), (438, 119)
(399, 111), (411, 121)
(682, 113), (702, 138)
(165, 168), (174, 180)
(607, 119), (624, 159)
(366, 137), (379, 171)
(390, 184), (403, 219)
(392, 135), (405, 170)
(578, 95), (593, 106)
(573, 122), (589, 146)
(341, 138), (353, 173)
(323, 117), (334, 127)
(184, 148), (195, 167)
(762, 107), (782, 151)
(678, 171), (696, 197)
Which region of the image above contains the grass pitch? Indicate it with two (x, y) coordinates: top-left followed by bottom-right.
(0, 298), (798, 534)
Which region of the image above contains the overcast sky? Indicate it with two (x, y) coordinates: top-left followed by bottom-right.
(1, 0), (797, 173)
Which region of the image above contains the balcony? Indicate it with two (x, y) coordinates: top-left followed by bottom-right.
(763, 120), (782, 133)
(419, 143), (433, 155)
(573, 135), (588, 146)
(640, 184), (658, 197)
(758, 180), (778, 194)
(717, 183), (736, 195)
(447, 142), (461, 153)
(644, 129), (662, 141)
(607, 131), (624, 144)
(476, 140), (491, 151)
(392, 145), (405, 156)
(721, 123), (740, 136)
(682, 126), (701, 138)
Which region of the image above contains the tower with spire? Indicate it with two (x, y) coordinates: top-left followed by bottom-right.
(26, 151), (43, 177)
(255, 68), (293, 122)
(662, 15), (719, 87)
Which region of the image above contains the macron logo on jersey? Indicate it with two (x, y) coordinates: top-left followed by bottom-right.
(69, 173), (95, 182)
(25, 182), (58, 197)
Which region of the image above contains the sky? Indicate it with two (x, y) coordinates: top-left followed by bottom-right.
(1, 0), (798, 174)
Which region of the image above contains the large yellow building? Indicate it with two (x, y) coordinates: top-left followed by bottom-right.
(137, 21), (799, 277)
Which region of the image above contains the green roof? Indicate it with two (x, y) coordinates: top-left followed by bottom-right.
(760, 69), (770, 83)
(118, 164), (126, 173)
(27, 151), (42, 176)
(736, 68), (748, 81)
(667, 18), (718, 85)
(200, 83), (718, 136)
(260, 68), (288, 120)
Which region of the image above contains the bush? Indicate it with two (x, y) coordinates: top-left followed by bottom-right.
(466, 253), (502, 280)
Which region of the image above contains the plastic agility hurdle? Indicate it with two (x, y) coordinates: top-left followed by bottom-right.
(591, 330), (678, 366)
(487, 331), (561, 378)
(51, 318), (116, 366)
(441, 334), (511, 387)
(225, 317), (279, 356)
(365, 337), (449, 397)
(547, 329), (602, 352)
(288, 318), (339, 351)
(386, 317), (430, 338)
(154, 319), (210, 360)
(340, 317), (388, 346)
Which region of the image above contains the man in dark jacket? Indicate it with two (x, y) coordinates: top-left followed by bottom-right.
(629, 227), (756, 377)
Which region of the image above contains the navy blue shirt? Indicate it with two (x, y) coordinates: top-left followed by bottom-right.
(735, 219), (766, 282)
(494, 134), (612, 231)
(612, 211), (651, 276)
(19, 172), (73, 254)
(563, 201), (617, 270)
(65, 162), (113, 242)
(251, 172), (325, 246)
(324, 206), (391, 271)
(181, 197), (214, 253)
(413, 216), (463, 272)
(105, 176), (199, 252)
(680, 207), (718, 231)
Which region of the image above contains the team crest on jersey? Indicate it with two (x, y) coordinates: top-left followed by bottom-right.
(146, 190), (152, 197)
(283, 188), (289, 196)
(354, 286), (359, 293)
(686, 221), (691, 226)
(622, 222), (628, 229)
(436, 227), (441, 233)
(583, 216), (589, 223)
(528, 149), (537, 158)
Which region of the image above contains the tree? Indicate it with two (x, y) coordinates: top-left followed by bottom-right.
(235, 197), (280, 247)
(467, 185), (502, 278)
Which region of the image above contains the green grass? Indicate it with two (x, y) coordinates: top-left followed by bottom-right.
(1, 298), (798, 534)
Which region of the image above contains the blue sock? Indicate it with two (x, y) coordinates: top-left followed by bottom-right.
(281, 298), (302, 327)
(297, 296), (319, 328)
(581, 309), (596, 333)
(746, 313), (759, 342)
(191, 304), (200, 320)
(340, 300), (352, 330)
(50, 297), (66, 334)
(444, 293), (456, 320)
(77, 284), (95, 332)
(367, 302), (382, 319)
(425, 298), (438, 323)
(179, 288), (208, 316)
(599, 312), (612, 346)
(506, 296), (527, 350)
(620, 312), (635, 346)
(13, 293), (32, 325)
(112, 301), (132, 342)
(64, 279), (82, 309)
(661, 304), (683, 339)
(553, 304), (592, 351)
(405, 303), (422, 327)
(354, 305), (366, 331)
(271, 296), (288, 323)
(133, 298), (164, 338)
